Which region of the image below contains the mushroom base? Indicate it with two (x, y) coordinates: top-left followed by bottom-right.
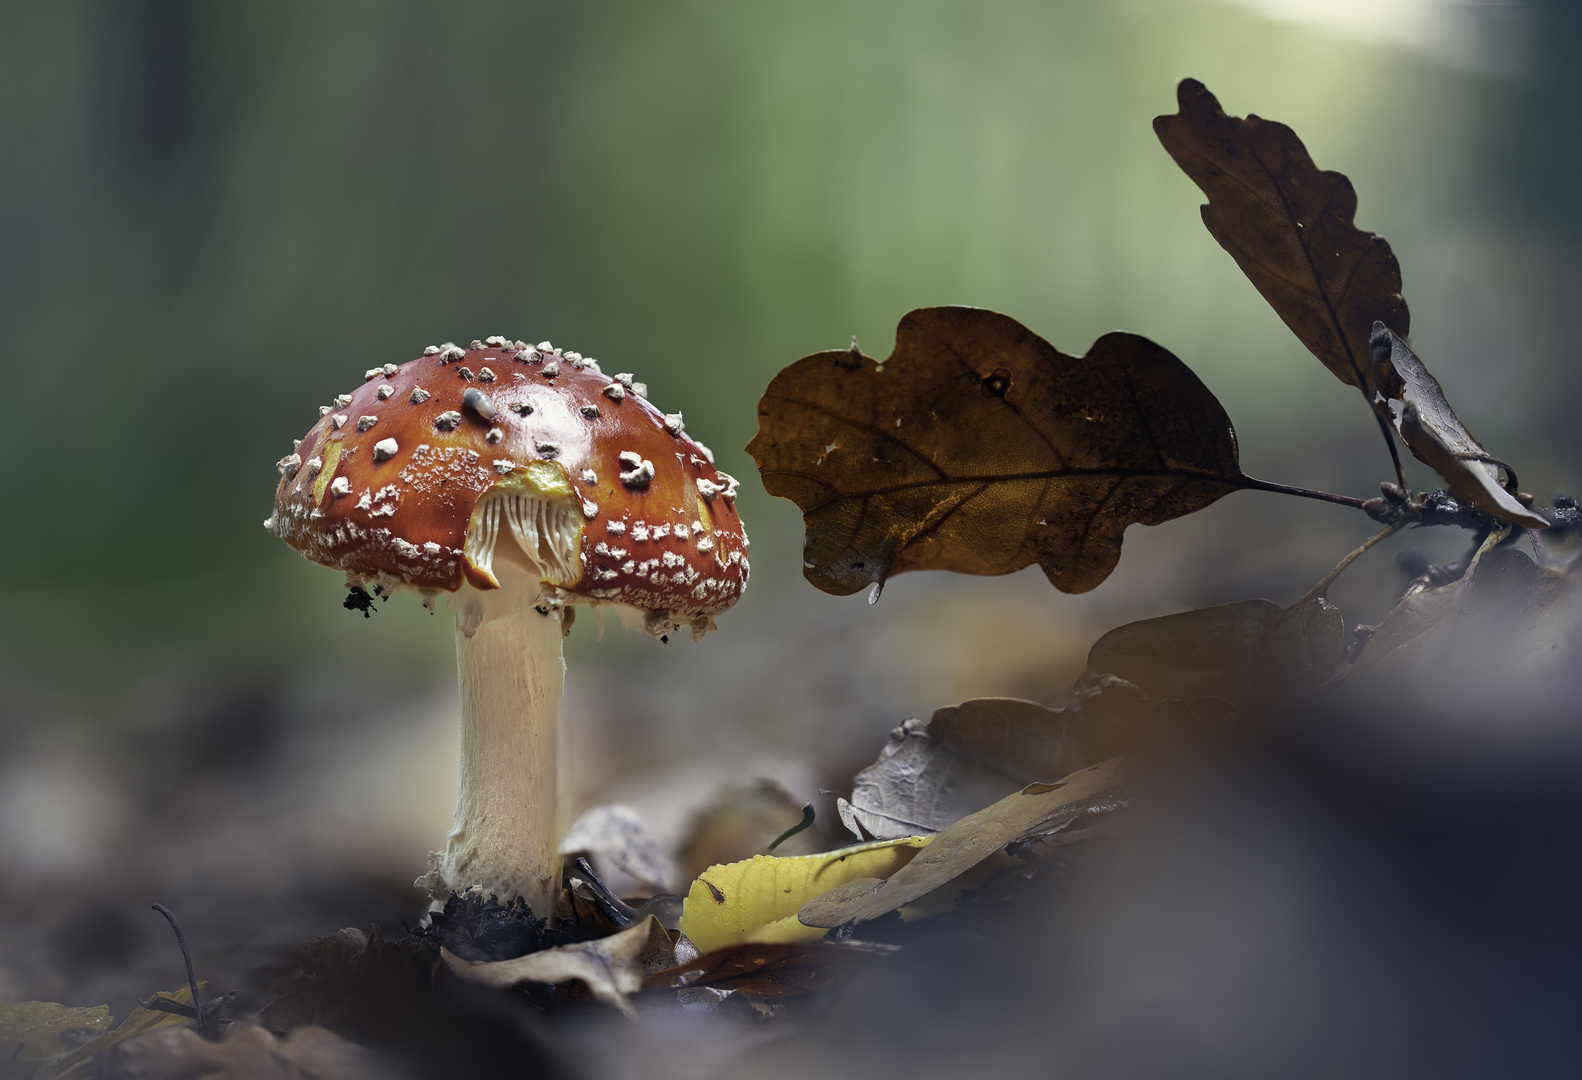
(417, 575), (564, 918)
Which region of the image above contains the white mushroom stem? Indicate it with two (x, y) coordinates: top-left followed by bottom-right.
(420, 562), (564, 918)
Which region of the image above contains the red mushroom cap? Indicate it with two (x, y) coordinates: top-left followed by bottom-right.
(267, 340), (749, 624)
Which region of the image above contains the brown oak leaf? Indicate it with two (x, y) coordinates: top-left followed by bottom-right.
(747, 306), (1245, 596)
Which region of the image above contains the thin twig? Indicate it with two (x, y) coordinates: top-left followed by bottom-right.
(1235, 474), (1371, 510)
(768, 804), (816, 852)
(1296, 519), (1408, 606)
(151, 904), (204, 1034)
(1367, 396), (1409, 490)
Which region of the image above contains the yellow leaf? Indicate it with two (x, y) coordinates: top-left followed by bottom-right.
(679, 836), (930, 954)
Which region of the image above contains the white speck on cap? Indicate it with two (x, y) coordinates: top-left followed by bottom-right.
(486, 428), (503, 444)
(492, 459), (517, 474)
(377, 385), (394, 399)
(651, 523), (671, 540)
(632, 382), (648, 398)
(440, 345), (465, 363)
(696, 478), (723, 501)
(373, 438), (399, 462)
(697, 535), (715, 554)
(541, 360), (560, 378)
(718, 472), (740, 501)
(536, 441), (560, 458)
(607, 521), (626, 535)
(602, 383), (625, 402)
(664, 413), (684, 436)
(614, 373), (634, 388)
(478, 367), (496, 382)
(674, 523), (690, 539)
(336, 394), (354, 407)
(277, 453), (302, 479)
(383, 363), (399, 376)
(580, 469), (597, 484)
(485, 335), (508, 347)
(470, 339), (484, 349)
(434, 411), (462, 430)
(693, 441), (715, 464)
(423, 541), (442, 554)
(330, 476), (352, 497)
(331, 414), (348, 429)
(618, 451), (654, 488)
(356, 490), (372, 510)
(424, 345), (441, 356)
(357, 415), (378, 432)
(410, 387), (431, 404)
(364, 368), (382, 380)
(580, 404), (600, 418)
(631, 523), (649, 541)
(582, 498), (599, 519)
(319, 405), (333, 416)
(306, 457), (323, 475)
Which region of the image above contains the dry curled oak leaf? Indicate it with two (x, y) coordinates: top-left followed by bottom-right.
(1370, 324), (1546, 530)
(1155, 78), (1410, 399)
(747, 306), (1244, 596)
(800, 758), (1131, 928)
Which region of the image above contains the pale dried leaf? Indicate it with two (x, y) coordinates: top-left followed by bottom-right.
(1371, 324), (1546, 530)
(560, 802), (675, 892)
(800, 759), (1131, 927)
(846, 697), (1106, 840)
(441, 915), (674, 1017)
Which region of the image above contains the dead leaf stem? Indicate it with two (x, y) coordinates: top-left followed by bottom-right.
(1297, 519), (1408, 606)
(1232, 475), (1370, 510)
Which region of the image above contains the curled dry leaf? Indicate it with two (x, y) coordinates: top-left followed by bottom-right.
(1370, 324), (1546, 530)
(677, 837), (931, 954)
(1349, 546), (1575, 689)
(1086, 596), (1343, 705)
(748, 306), (1244, 596)
(559, 802), (675, 893)
(441, 914), (675, 1017)
(844, 691), (1143, 840)
(1154, 78), (1409, 399)
(800, 758), (1131, 928)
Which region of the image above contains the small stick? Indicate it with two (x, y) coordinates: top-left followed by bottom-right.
(150, 904), (205, 1034)
(768, 804), (816, 852)
(1296, 519), (1408, 606)
(1235, 475), (1371, 510)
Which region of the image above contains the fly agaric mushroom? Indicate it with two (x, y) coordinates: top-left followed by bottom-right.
(266, 339), (749, 917)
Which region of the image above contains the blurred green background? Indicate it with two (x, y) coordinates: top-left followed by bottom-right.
(5, 0), (1576, 694)
(4, 0), (1581, 998)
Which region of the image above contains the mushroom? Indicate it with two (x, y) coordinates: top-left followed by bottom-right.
(265, 340), (749, 917)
